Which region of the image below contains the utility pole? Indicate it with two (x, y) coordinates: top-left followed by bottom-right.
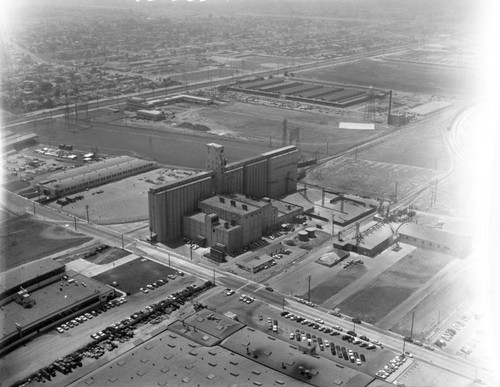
(190, 243), (193, 261)
(434, 180), (438, 204)
(410, 310), (415, 339)
(213, 268), (216, 285)
(33, 201), (36, 215)
(332, 215), (335, 237)
(121, 234), (124, 250)
(308, 275), (311, 302)
(168, 253), (171, 267)
(85, 204), (89, 223)
(394, 182), (398, 202)
(282, 297), (285, 312)
(74, 216), (77, 231)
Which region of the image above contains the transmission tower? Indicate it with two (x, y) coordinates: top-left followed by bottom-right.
(364, 86), (376, 122)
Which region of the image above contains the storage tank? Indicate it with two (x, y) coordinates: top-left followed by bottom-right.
(298, 230), (308, 241)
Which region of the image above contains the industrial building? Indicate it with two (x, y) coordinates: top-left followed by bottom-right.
(37, 156), (155, 199)
(183, 194), (301, 253)
(334, 221), (395, 257)
(397, 223), (472, 258)
(136, 109), (164, 120)
(0, 259), (114, 355)
(126, 97), (154, 111)
(149, 144), (299, 243)
(236, 252), (275, 273)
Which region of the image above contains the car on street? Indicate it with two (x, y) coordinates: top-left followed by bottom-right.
(265, 286), (274, 292)
(226, 289), (235, 296)
(404, 351), (413, 358)
(140, 287), (149, 293)
(352, 317), (362, 324)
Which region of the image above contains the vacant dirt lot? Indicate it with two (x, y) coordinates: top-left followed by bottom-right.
(305, 156), (443, 200)
(197, 101), (390, 156)
(337, 249), (454, 324)
(0, 214), (91, 271)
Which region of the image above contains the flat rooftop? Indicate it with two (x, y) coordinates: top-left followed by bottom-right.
(222, 327), (375, 387)
(72, 328), (308, 387)
(2, 273), (112, 339)
(202, 195), (260, 215)
(0, 258), (64, 294)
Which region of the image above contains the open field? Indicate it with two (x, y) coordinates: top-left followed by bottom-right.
(337, 249), (454, 324)
(355, 106), (458, 170)
(299, 264), (368, 303)
(299, 58), (478, 96)
(0, 214), (91, 271)
(92, 257), (177, 295)
(32, 116), (272, 169)
(305, 156), (443, 200)
(196, 101), (390, 155)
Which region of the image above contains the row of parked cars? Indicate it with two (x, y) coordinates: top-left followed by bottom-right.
(435, 316), (469, 349)
(375, 354), (408, 384)
(55, 297), (127, 334)
(293, 296), (317, 308)
(281, 311), (382, 350)
(139, 272), (183, 294)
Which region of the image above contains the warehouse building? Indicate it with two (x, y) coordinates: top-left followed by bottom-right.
(38, 156), (155, 199)
(397, 223), (472, 258)
(149, 144), (299, 242)
(0, 259), (114, 355)
(236, 252), (275, 273)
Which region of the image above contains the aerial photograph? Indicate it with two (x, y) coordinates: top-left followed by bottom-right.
(0, 0), (498, 386)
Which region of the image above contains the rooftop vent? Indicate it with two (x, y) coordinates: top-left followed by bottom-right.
(242, 204), (248, 211)
(230, 200), (236, 207)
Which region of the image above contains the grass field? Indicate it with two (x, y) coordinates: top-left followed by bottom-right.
(0, 214), (91, 271)
(92, 257), (177, 295)
(299, 265), (368, 304)
(299, 58), (478, 96)
(337, 249), (453, 324)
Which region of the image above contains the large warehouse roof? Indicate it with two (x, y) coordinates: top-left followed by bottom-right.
(47, 156), (137, 182)
(43, 158), (154, 191)
(0, 259), (64, 294)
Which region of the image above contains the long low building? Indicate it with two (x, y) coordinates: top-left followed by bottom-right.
(38, 156), (155, 199)
(0, 260), (114, 355)
(397, 223), (472, 257)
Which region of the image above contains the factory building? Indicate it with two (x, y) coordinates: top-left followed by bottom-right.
(0, 259), (114, 355)
(136, 109), (164, 121)
(397, 224), (472, 258)
(183, 194), (302, 253)
(38, 156), (155, 199)
(149, 144), (299, 242)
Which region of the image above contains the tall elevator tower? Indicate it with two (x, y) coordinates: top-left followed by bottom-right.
(206, 143), (226, 193)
